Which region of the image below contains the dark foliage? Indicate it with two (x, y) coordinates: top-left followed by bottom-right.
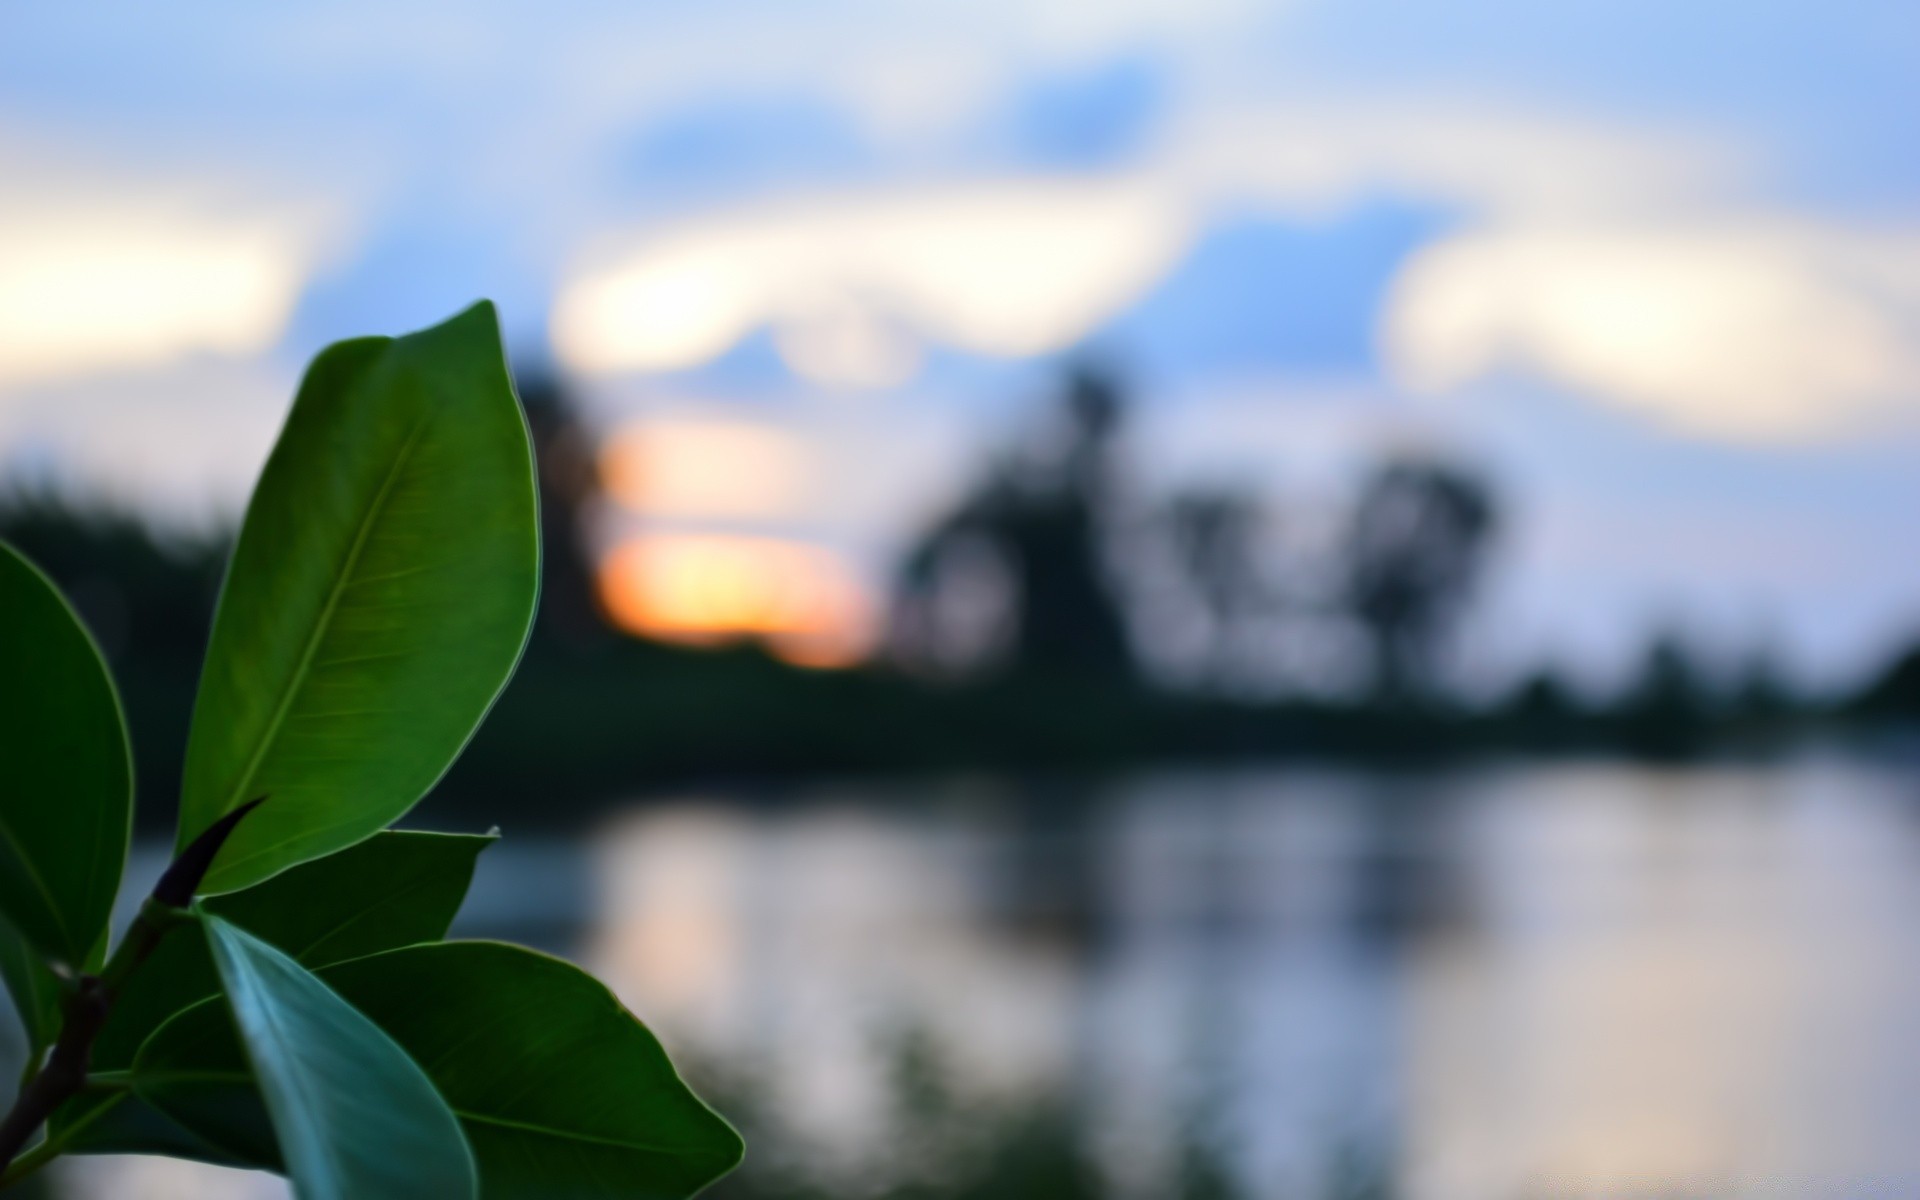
(0, 492), (226, 830)
(1344, 459), (1498, 704)
(891, 363), (1138, 685)
(0, 366), (1890, 832)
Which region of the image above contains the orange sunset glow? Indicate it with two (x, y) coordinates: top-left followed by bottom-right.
(596, 533), (876, 668)
(598, 418), (807, 518)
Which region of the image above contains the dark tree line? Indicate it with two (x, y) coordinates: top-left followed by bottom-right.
(0, 363), (1911, 824)
(888, 363), (1500, 706)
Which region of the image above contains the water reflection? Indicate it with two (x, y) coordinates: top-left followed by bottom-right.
(45, 758), (1920, 1198)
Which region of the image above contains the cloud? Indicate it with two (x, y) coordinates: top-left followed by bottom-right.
(552, 179), (1191, 383)
(1144, 100), (1749, 220)
(0, 129), (340, 388)
(551, 92), (1762, 388)
(1382, 218), (1920, 441)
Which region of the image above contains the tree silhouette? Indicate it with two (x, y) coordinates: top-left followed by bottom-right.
(514, 370), (609, 654)
(1613, 628), (1717, 756)
(1165, 488), (1272, 688)
(892, 364), (1138, 684)
(1343, 457), (1498, 703)
(1854, 638), (1920, 718)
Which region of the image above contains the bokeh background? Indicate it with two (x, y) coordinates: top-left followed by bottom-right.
(5, 1), (1920, 1196)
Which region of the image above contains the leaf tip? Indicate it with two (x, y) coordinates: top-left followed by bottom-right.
(157, 796), (268, 908)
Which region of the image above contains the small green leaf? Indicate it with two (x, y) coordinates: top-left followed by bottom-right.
(324, 942), (743, 1198)
(0, 912), (60, 1065)
(136, 915), (477, 1199)
(57, 831), (493, 1156)
(177, 301), (538, 894)
(130, 941), (743, 1198)
(0, 541), (132, 968)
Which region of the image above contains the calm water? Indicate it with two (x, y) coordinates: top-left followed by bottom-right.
(41, 756), (1920, 1199)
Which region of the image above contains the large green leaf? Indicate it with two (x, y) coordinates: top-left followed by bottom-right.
(49, 1093), (250, 1169)
(324, 942), (742, 1198)
(0, 541), (132, 968)
(136, 915), (477, 1199)
(134, 941), (743, 1198)
(0, 912), (60, 1066)
(58, 830), (493, 1157)
(177, 301), (538, 894)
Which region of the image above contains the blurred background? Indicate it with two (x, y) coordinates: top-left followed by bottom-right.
(5, 0), (1920, 1196)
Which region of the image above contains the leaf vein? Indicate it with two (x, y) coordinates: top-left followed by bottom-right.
(213, 408), (436, 828)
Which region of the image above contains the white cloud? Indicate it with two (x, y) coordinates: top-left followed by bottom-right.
(0, 130), (341, 388)
(1382, 219), (1920, 441)
(551, 94), (1764, 386)
(1146, 99), (1749, 220)
(552, 179), (1191, 379)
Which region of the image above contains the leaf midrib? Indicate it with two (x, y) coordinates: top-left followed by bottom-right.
(457, 1108), (735, 1159)
(131, 1078), (735, 1164)
(296, 870), (448, 966)
(209, 399), (435, 833)
(223, 936), (350, 1197)
(0, 818), (75, 959)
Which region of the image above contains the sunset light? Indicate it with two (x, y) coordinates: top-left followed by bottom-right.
(596, 533), (875, 668)
(598, 418), (809, 519)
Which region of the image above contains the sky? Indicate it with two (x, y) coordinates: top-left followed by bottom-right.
(2, 0), (1918, 688)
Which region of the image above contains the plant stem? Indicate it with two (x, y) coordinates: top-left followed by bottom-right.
(0, 1081), (117, 1190)
(0, 797), (265, 1186)
(0, 1133), (64, 1189)
(0, 931), (140, 1175)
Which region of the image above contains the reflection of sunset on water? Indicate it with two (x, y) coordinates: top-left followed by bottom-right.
(596, 533), (875, 668)
(577, 765), (1920, 1199)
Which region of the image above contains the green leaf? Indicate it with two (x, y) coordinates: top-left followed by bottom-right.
(0, 541), (132, 968)
(136, 915), (477, 1199)
(133, 941), (743, 1199)
(57, 830), (493, 1156)
(53, 1093), (253, 1168)
(324, 942), (743, 1199)
(217, 829), (495, 964)
(0, 912), (60, 1066)
(98, 829), (495, 1070)
(177, 301), (539, 894)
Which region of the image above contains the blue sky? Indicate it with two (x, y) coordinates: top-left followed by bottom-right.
(2, 0), (1918, 687)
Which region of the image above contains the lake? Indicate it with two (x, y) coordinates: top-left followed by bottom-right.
(38, 755), (1920, 1199)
